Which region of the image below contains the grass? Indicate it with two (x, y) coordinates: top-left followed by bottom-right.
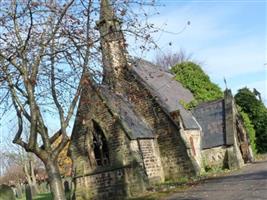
(33, 193), (52, 200)
(16, 191), (72, 200)
(17, 193), (52, 200)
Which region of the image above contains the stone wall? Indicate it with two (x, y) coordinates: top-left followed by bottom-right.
(155, 120), (195, 179)
(181, 128), (203, 173)
(201, 146), (228, 169)
(70, 81), (136, 172)
(138, 139), (164, 183)
(194, 90), (246, 170)
(74, 165), (146, 200)
(96, 0), (195, 182)
(224, 90), (244, 169)
(70, 63), (200, 199)
(117, 73), (196, 180)
(70, 83), (148, 199)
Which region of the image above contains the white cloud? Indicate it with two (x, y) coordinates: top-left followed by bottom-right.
(197, 35), (266, 78)
(138, 2), (266, 105)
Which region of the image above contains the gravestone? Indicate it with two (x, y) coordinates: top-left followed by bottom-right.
(25, 184), (32, 200)
(64, 181), (70, 193)
(15, 184), (23, 199)
(64, 180), (71, 200)
(0, 184), (15, 200)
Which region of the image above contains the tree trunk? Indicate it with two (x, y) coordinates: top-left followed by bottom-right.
(45, 159), (66, 200)
(24, 160), (39, 196)
(29, 159), (39, 195)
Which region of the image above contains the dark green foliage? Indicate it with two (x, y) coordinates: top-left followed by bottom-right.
(235, 88), (267, 153)
(179, 99), (198, 110)
(171, 62), (223, 103)
(238, 108), (257, 154)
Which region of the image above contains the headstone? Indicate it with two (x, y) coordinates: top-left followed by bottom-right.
(25, 184), (32, 200)
(15, 184), (23, 199)
(64, 180), (71, 200)
(0, 184), (15, 200)
(64, 181), (70, 193)
(39, 182), (48, 193)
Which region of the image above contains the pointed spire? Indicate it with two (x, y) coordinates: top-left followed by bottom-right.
(97, 0), (129, 92)
(100, 0), (115, 22)
(97, 0), (121, 35)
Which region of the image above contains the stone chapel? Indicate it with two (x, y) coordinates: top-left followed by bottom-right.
(69, 1), (253, 199)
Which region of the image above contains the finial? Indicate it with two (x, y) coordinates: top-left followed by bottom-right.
(223, 77), (228, 90)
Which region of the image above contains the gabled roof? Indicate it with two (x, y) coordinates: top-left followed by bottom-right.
(98, 86), (154, 139)
(192, 98), (225, 149)
(130, 58), (200, 130)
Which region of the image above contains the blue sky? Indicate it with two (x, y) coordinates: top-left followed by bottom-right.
(136, 0), (266, 104)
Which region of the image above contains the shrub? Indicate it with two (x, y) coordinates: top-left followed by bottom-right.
(238, 108), (257, 154)
(171, 62), (223, 104)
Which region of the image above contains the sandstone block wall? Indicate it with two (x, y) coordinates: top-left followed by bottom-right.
(70, 68), (198, 199)
(138, 139), (164, 182)
(119, 75), (196, 180)
(201, 146), (228, 169)
(70, 86), (148, 199)
(182, 128), (203, 173)
(74, 165), (146, 200)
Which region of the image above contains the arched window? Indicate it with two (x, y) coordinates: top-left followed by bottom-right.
(92, 120), (110, 166)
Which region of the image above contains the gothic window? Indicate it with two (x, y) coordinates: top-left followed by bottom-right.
(92, 120), (110, 166)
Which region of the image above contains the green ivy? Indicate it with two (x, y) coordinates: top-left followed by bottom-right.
(238, 107), (257, 154)
(171, 62), (223, 104)
(179, 99), (198, 110)
(235, 88), (267, 153)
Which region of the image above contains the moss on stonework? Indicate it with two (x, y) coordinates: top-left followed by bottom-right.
(0, 185), (15, 200)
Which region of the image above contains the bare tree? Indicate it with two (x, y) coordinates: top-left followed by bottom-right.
(0, 0), (159, 199)
(0, 153), (25, 185)
(154, 48), (194, 71)
(0, 1), (85, 199)
(22, 152), (40, 196)
(0, 148), (43, 197)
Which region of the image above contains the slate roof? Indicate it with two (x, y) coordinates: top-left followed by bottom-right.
(192, 99), (226, 148)
(98, 86), (154, 139)
(130, 58), (200, 130)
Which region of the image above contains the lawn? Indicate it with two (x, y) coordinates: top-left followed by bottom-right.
(17, 193), (52, 200)
(33, 193), (52, 200)
(17, 192), (72, 200)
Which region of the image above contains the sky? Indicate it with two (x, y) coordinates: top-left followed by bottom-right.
(136, 0), (266, 104)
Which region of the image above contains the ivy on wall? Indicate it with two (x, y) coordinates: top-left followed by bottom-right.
(235, 88), (267, 153)
(238, 107), (257, 154)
